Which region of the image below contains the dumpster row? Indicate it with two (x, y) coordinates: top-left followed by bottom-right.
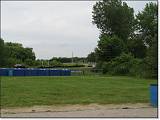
(0, 68), (71, 76)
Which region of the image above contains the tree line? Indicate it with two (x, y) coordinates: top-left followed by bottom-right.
(87, 0), (157, 78)
(0, 38), (87, 68)
(0, 38), (36, 67)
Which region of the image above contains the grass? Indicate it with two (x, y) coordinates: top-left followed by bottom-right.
(1, 76), (157, 108)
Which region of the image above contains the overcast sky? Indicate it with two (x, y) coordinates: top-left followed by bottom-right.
(1, 1), (157, 59)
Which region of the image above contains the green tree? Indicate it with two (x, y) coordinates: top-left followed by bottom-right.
(50, 60), (62, 67)
(25, 59), (36, 67)
(95, 35), (125, 62)
(136, 2), (158, 47)
(144, 35), (158, 78)
(87, 52), (96, 62)
(92, 0), (134, 41)
(136, 2), (158, 78)
(0, 38), (5, 66)
(5, 42), (36, 62)
(127, 34), (147, 58)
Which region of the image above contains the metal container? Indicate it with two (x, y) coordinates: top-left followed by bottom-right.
(37, 69), (49, 76)
(150, 84), (158, 107)
(13, 68), (25, 76)
(0, 68), (8, 76)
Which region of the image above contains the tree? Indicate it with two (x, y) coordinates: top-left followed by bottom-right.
(95, 35), (125, 62)
(136, 2), (158, 78)
(92, 0), (134, 41)
(5, 42), (36, 62)
(136, 2), (158, 47)
(0, 38), (5, 66)
(144, 35), (158, 78)
(50, 60), (62, 67)
(127, 34), (147, 58)
(24, 48), (36, 61)
(87, 52), (96, 62)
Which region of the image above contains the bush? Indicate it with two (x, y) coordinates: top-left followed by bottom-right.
(102, 53), (144, 77)
(95, 61), (103, 69)
(50, 60), (63, 67)
(5, 58), (23, 67)
(24, 59), (36, 67)
(63, 64), (85, 68)
(102, 53), (132, 74)
(129, 58), (144, 77)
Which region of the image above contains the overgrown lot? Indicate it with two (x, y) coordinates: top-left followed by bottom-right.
(1, 76), (157, 108)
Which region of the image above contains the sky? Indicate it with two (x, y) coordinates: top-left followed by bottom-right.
(1, 1), (157, 59)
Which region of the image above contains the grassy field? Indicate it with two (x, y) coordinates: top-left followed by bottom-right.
(1, 76), (157, 108)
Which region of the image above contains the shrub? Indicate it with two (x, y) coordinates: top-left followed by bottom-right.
(102, 53), (132, 74)
(102, 53), (144, 77)
(96, 61), (103, 69)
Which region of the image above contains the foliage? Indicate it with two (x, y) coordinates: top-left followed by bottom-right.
(102, 53), (132, 74)
(87, 52), (96, 62)
(135, 3), (158, 78)
(102, 53), (144, 77)
(63, 63), (85, 68)
(92, 0), (134, 40)
(50, 60), (63, 67)
(5, 58), (22, 67)
(0, 38), (5, 67)
(89, 1), (158, 78)
(50, 57), (86, 63)
(95, 35), (126, 62)
(5, 42), (36, 62)
(143, 36), (158, 78)
(95, 61), (103, 69)
(24, 59), (37, 67)
(127, 34), (147, 58)
(0, 40), (36, 67)
(136, 2), (158, 47)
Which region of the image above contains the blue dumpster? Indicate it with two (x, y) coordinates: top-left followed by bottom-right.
(8, 69), (13, 76)
(63, 70), (67, 76)
(13, 69), (25, 76)
(0, 68), (71, 76)
(50, 69), (55, 76)
(150, 84), (158, 107)
(25, 69), (32, 76)
(49, 69), (61, 76)
(56, 70), (61, 76)
(37, 69), (49, 76)
(60, 69), (65, 76)
(31, 69), (38, 76)
(60, 69), (71, 76)
(0, 68), (8, 76)
(63, 69), (70, 76)
(24, 69), (29, 76)
(66, 70), (71, 76)
(45, 69), (50, 76)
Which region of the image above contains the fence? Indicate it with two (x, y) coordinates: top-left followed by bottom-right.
(0, 68), (71, 76)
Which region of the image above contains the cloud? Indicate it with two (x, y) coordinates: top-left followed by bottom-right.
(1, 1), (99, 59)
(1, 1), (154, 59)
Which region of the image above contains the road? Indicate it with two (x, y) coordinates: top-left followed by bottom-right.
(1, 103), (158, 118)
